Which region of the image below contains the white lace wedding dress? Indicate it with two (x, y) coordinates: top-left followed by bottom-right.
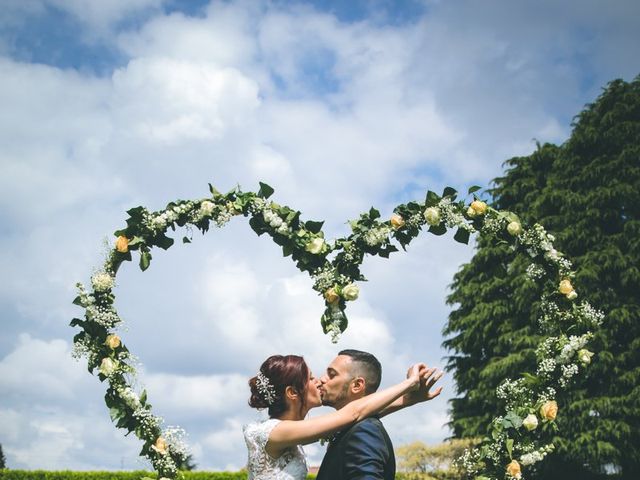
(243, 418), (309, 480)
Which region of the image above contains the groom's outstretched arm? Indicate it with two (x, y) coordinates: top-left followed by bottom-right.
(343, 419), (390, 480)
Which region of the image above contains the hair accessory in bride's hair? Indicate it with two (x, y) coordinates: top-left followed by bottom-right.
(256, 372), (276, 405)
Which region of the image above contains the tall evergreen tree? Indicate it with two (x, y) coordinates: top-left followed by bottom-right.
(0, 443), (6, 469)
(444, 76), (640, 479)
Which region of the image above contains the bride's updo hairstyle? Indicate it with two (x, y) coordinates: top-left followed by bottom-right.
(249, 354), (309, 417)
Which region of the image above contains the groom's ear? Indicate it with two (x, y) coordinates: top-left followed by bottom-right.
(351, 377), (366, 395)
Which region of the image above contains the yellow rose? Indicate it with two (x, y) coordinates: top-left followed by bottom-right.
(558, 279), (574, 295)
(324, 288), (340, 305)
(470, 200), (488, 215)
(506, 459), (521, 479)
(390, 214), (405, 230)
(540, 400), (558, 421)
(423, 207), (441, 226)
(105, 334), (121, 349)
(507, 221), (523, 236)
(152, 437), (168, 455)
(342, 283), (359, 301)
(115, 236), (129, 253)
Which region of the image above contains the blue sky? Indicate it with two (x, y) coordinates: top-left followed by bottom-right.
(1, 0), (639, 472)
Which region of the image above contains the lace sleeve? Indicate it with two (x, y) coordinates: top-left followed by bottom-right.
(244, 418), (281, 450)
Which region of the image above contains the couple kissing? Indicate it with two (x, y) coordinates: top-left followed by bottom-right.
(243, 349), (444, 480)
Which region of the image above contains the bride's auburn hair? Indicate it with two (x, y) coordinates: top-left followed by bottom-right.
(248, 354), (310, 417)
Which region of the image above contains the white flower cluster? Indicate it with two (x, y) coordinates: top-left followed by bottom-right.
(457, 448), (482, 476)
(536, 386), (557, 403)
(91, 271), (114, 292)
(85, 304), (121, 328)
(248, 197), (267, 213)
(559, 363), (579, 387)
(147, 209), (178, 232)
(557, 334), (591, 364)
(363, 225), (391, 246)
(520, 224), (554, 255)
(325, 305), (346, 343)
(71, 336), (97, 363)
(312, 266), (351, 293)
(520, 443), (554, 466)
(133, 407), (162, 438)
(263, 209), (291, 235)
(163, 426), (190, 459)
(525, 263), (546, 280)
(574, 301), (605, 328)
(496, 378), (532, 410)
(75, 283), (95, 307)
(405, 212), (426, 228)
(537, 358), (557, 377)
(116, 386), (141, 409)
(153, 452), (178, 478)
(439, 198), (476, 232)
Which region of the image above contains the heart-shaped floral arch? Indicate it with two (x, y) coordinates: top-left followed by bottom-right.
(71, 182), (602, 479)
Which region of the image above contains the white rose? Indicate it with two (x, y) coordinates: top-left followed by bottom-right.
(507, 221), (523, 236)
(200, 201), (215, 216)
(305, 237), (325, 254)
(91, 272), (114, 292)
(466, 206), (477, 218)
(423, 207), (441, 226)
(342, 284), (359, 301)
(522, 413), (539, 431)
(99, 358), (118, 376)
(567, 290), (578, 300)
(270, 217), (283, 228)
(578, 349), (594, 365)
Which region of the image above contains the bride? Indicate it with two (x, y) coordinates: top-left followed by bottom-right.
(243, 354), (442, 480)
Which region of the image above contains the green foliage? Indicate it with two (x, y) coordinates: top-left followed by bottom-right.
(396, 439), (480, 479)
(444, 76), (640, 479)
(0, 444), (5, 469)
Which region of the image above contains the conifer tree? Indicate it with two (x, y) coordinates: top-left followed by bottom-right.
(0, 443), (6, 469)
(444, 76), (640, 479)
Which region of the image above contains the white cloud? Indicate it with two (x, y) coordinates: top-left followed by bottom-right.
(110, 57), (260, 144)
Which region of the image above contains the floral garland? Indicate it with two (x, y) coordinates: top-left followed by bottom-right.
(71, 183), (602, 479)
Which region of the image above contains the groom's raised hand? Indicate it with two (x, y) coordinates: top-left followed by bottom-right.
(405, 364), (444, 404)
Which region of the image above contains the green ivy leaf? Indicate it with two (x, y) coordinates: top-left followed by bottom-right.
(305, 220), (324, 234)
(425, 190), (440, 206)
(257, 182), (275, 199)
(182, 236), (191, 244)
(468, 185), (482, 194)
(428, 224), (447, 236)
(369, 207), (381, 220)
(442, 186), (458, 199)
(506, 438), (514, 459)
(208, 183), (220, 196)
(140, 250), (151, 271)
(454, 228), (470, 244)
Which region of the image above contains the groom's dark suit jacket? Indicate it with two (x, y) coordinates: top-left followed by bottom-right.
(316, 416), (395, 480)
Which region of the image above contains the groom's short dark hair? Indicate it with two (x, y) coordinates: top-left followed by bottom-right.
(339, 349), (382, 394)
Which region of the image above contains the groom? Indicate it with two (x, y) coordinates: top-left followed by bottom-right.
(316, 349), (443, 480)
